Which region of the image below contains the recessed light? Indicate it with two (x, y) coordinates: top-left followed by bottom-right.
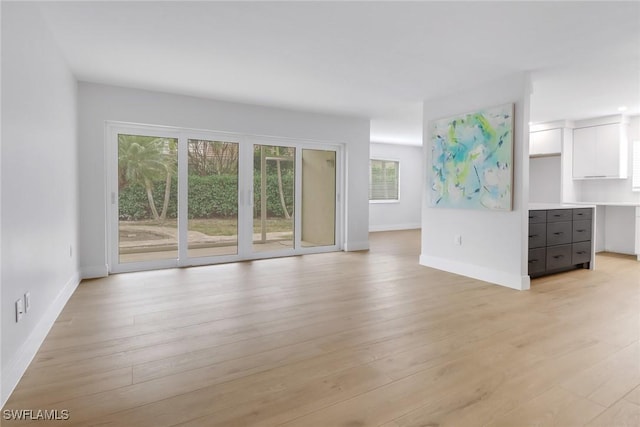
(618, 106), (628, 112)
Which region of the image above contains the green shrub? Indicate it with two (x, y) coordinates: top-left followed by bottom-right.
(118, 183), (150, 220)
(119, 173), (294, 220)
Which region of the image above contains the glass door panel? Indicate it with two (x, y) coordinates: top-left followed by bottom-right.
(118, 134), (178, 263)
(187, 139), (239, 258)
(301, 149), (336, 247)
(252, 145), (295, 253)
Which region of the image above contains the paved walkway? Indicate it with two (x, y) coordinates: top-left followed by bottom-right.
(119, 223), (292, 253)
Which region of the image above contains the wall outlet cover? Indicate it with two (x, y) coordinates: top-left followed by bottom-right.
(15, 299), (24, 322)
(24, 292), (31, 312)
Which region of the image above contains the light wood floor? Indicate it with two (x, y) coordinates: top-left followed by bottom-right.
(4, 230), (640, 426)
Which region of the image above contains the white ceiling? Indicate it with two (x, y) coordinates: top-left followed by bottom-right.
(37, 1), (640, 145)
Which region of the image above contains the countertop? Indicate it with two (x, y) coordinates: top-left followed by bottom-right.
(529, 203), (596, 210)
(569, 201), (640, 207)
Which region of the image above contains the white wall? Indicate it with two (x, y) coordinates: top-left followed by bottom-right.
(78, 83), (370, 276)
(529, 156), (561, 203)
(1, 3), (80, 405)
(369, 143), (422, 231)
(421, 73), (531, 290)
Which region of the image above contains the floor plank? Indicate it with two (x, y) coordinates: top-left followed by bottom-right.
(586, 399), (640, 427)
(484, 386), (606, 427)
(561, 341), (640, 408)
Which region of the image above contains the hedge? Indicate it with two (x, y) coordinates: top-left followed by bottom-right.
(119, 174), (294, 220)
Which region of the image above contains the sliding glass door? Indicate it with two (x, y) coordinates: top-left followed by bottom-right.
(117, 133), (179, 265)
(252, 144), (295, 253)
(187, 139), (239, 258)
(301, 149), (336, 248)
(109, 124), (341, 273)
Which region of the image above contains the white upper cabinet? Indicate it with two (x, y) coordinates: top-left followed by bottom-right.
(572, 121), (628, 179)
(530, 128), (562, 157)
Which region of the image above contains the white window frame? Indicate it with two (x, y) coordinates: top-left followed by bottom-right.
(369, 158), (400, 204)
(632, 140), (640, 192)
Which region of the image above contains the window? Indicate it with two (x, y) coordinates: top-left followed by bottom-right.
(633, 140), (640, 191)
(369, 159), (399, 202)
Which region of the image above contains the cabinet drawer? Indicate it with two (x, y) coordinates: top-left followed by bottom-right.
(528, 248), (546, 275)
(528, 223), (547, 248)
(547, 209), (572, 222)
(572, 241), (591, 265)
(546, 244), (572, 270)
(572, 220), (592, 243)
(528, 210), (547, 224)
(572, 208), (592, 221)
(546, 221), (572, 246)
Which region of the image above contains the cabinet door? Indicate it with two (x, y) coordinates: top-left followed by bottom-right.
(546, 244), (572, 269)
(547, 221), (572, 246)
(595, 123), (621, 178)
(530, 129), (561, 156)
(529, 223), (547, 248)
(572, 219), (592, 242)
(547, 209), (572, 222)
(572, 241), (591, 265)
(529, 210), (546, 224)
(528, 248), (546, 275)
(573, 127), (597, 178)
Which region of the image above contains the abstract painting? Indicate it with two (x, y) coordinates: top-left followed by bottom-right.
(430, 103), (514, 210)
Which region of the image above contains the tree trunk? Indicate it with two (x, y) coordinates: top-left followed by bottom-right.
(144, 178), (160, 220)
(159, 169), (172, 221)
(276, 159), (290, 219)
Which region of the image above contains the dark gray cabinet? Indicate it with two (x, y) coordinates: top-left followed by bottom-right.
(528, 207), (593, 277)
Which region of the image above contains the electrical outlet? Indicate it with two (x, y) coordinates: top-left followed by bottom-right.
(24, 292), (31, 313)
(15, 299), (24, 322)
(454, 235), (462, 246)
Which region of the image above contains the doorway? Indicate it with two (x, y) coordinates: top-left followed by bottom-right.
(108, 123), (342, 273)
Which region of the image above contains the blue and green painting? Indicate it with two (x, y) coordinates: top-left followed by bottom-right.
(430, 103), (514, 211)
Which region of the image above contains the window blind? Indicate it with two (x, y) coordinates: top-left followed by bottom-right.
(369, 159), (399, 201)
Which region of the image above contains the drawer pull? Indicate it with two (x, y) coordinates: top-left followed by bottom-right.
(553, 214), (562, 217)
(576, 229), (586, 232)
(553, 232), (563, 235)
(529, 259), (538, 263)
(552, 255), (564, 259)
(576, 251), (587, 255)
(576, 213), (584, 216)
(529, 234), (537, 238)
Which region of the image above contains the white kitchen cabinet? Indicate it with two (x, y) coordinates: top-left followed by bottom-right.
(530, 128), (561, 157)
(572, 123), (627, 179)
(572, 126), (597, 178)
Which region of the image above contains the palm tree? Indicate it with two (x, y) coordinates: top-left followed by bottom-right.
(118, 135), (176, 221)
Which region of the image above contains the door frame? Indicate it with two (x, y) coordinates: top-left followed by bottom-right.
(106, 121), (344, 274)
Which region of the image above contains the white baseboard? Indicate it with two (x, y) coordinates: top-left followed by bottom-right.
(81, 264), (108, 279)
(1, 271), (81, 407)
(369, 223), (421, 232)
(344, 240), (370, 252)
(419, 254), (529, 291)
